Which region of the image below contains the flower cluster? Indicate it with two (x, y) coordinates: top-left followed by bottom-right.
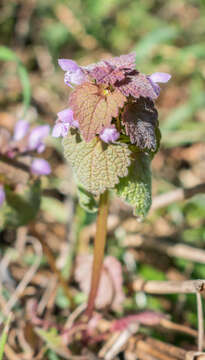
(0, 120), (51, 207)
(52, 53), (171, 145)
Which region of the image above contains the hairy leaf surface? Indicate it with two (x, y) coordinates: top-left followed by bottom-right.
(122, 99), (158, 151)
(69, 82), (126, 142)
(115, 152), (152, 219)
(118, 72), (157, 100)
(63, 131), (131, 194)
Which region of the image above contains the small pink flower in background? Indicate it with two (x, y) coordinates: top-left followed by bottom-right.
(52, 108), (78, 138)
(0, 185), (5, 207)
(58, 59), (86, 87)
(99, 126), (120, 143)
(13, 120), (30, 141)
(28, 125), (50, 153)
(31, 158), (51, 175)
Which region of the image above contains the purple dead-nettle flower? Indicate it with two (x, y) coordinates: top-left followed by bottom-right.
(13, 120), (30, 141)
(52, 108), (78, 138)
(148, 72), (171, 96)
(99, 126), (120, 144)
(31, 158), (51, 175)
(0, 185), (5, 207)
(28, 125), (50, 153)
(58, 59), (86, 87)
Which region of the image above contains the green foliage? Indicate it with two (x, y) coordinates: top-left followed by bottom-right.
(140, 264), (166, 281)
(77, 185), (98, 213)
(0, 314), (12, 360)
(63, 130), (131, 195)
(0, 181), (41, 230)
(0, 46), (31, 116)
(35, 328), (62, 349)
(115, 152), (152, 219)
(134, 26), (179, 64)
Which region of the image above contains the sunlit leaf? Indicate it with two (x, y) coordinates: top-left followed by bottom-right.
(69, 82), (126, 142)
(115, 152), (152, 219)
(63, 130), (131, 194)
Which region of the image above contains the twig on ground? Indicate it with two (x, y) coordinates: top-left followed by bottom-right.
(186, 351), (205, 360)
(146, 337), (186, 360)
(132, 279), (205, 294)
(123, 236), (205, 265)
(4, 344), (22, 360)
(31, 228), (74, 308)
(136, 339), (176, 360)
(3, 237), (42, 316)
(64, 303), (87, 330)
(160, 318), (198, 339)
(197, 293), (204, 352)
(151, 183), (205, 211)
(99, 322), (139, 360)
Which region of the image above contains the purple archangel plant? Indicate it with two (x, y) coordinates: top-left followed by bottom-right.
(0, 120), (51, 221)
(53, 52), (171, 318)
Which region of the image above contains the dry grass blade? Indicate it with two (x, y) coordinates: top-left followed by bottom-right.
(151, 183), (205, 211)
(196, 293), (204, 352)
(132, 279), (205, 294)
(4, 238), (42, 316)
(99, 322), (139, 360)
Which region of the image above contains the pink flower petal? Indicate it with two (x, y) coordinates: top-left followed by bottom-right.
(57, 108), (74, 124)
(28, 125), (50, 152)
(99, 126), (120, 143)
(0, 185), (5, 207)
(31, 158), (51, 175)
(149, 72), (171, 84)
(13, 120), (30, 141)
(58, 59), (79, 72)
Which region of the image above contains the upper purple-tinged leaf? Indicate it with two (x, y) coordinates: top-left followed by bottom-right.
(84, 52), (136, 72)
(58, 59), (86, 87)
(86, 53), (136, 86)
(117, 71), (158, 100)
(13, 120), (30, 141)
(99, 126), (120, 143)
(149, 72), (171, 83)
(0, 185), (5, 207)
(88, 63), (126, 86)
(69, 82), (126, 142)
(31, 158), (51, 175)
(105, 52), (136, 69)
(28, 125), (50, 153)
(122, 98), (158, 151)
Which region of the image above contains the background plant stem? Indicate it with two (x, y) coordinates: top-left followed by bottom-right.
(85, 190), (109, 319)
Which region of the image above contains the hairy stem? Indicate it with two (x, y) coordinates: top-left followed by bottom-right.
(85, 190), (109, 319)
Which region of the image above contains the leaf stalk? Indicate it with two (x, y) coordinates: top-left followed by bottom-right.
(85, 190), (109, 319)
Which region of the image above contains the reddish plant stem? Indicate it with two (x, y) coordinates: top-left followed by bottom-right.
(85, 190), (109, 319)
